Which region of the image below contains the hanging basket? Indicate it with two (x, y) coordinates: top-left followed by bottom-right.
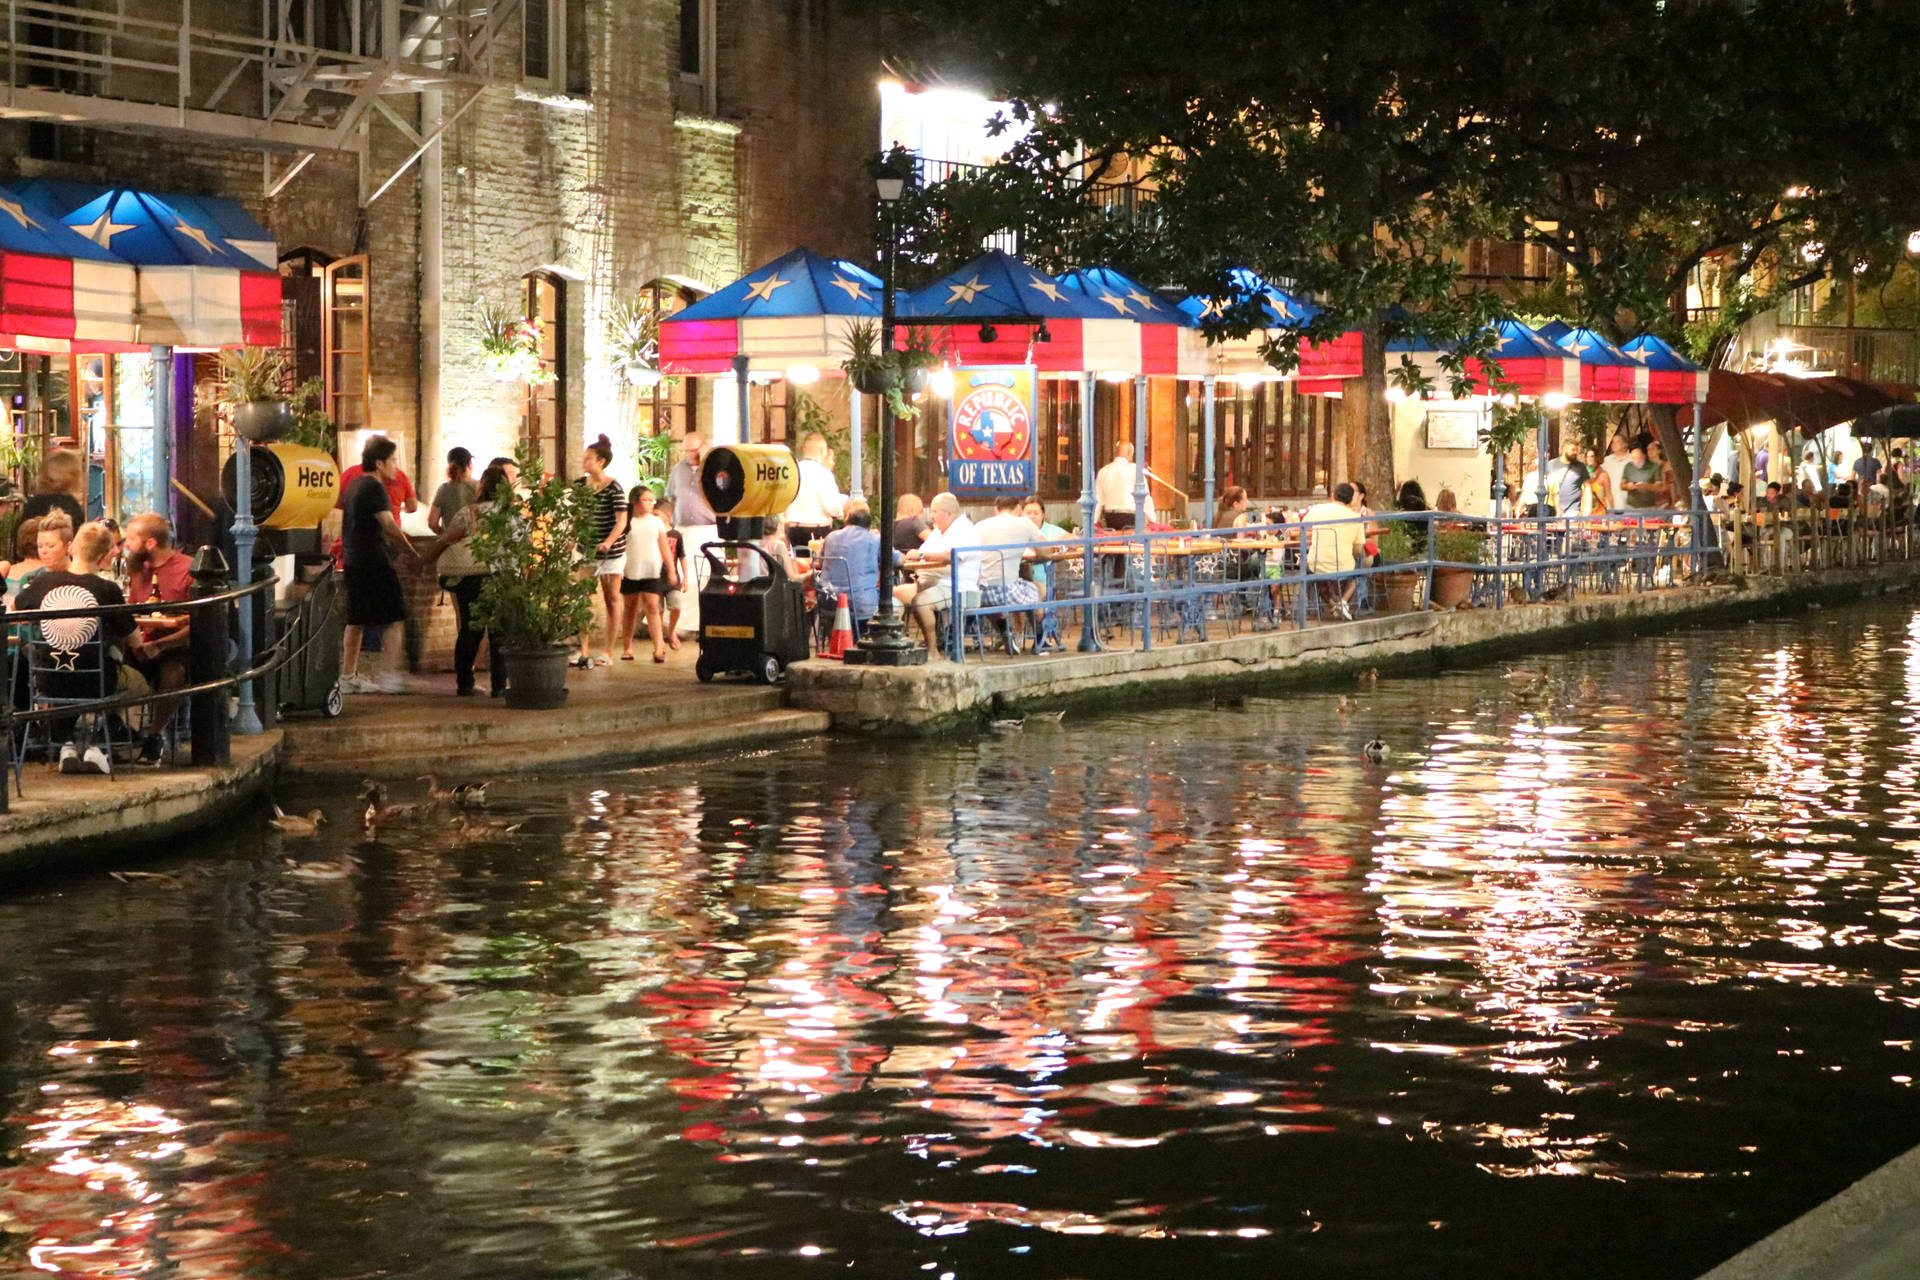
(231, 400), (290, 442)
(902, 364), (932, 394)
(851, 363), (898, 396)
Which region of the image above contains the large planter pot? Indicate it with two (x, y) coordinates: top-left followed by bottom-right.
(498, 642), (571, 710)
(902, 363), (932, 394)
(1431, 565), (1475, 610)
(231, 399), (289, 442)
(1379, 569), (1422, 615)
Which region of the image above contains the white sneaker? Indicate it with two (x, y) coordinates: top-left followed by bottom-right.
(82, 745), (111, 776)
(58, 741), (82, 774)
(373, 672), (413, 694)
(1334, 601), (1353, 620)
(340, 673), (380, 695)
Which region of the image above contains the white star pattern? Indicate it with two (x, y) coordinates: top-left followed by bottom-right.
(79, 210), (136, 248)
(1025, 274), (1066, 303)
(744, 273), (791, 303)
(171, 219), (219, 254)
(828, 274), (870, 303)
(1564, 338), (1591, 357)
(0, 197), (38, 231)
(1623, 347), (1651, 364)
(945, 275), (988, 305)
(1097, 292), (1133, 315)
(1125, 288), (1158, 312)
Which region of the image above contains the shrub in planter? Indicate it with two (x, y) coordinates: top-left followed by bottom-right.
(1372, 520), (1424, 614)
(466, 440), (599, 708)
(1431, 525), (1487, 609)
(216, 346), (290, 441)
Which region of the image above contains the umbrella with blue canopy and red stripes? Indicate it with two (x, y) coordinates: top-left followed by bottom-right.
(658, 247), (883, 375)
(1536, 321), (1650, 403)
(0, 186), (138, 352)
(899, 250), (1137, 374)
(1619, 333), (1710, 404)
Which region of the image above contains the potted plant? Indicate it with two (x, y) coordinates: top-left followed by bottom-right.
(898, 324), (944, 394)
(1372, 520), (1424, 614)
(607, 297), (672, 388)
(278, 377), (335, 454)
(841, 317), (897, 396)
(216, 346), (291, 441)
(465, 440), (598, 708)
(476, 300), (556, 384)
(1431, 525), (1486, 609)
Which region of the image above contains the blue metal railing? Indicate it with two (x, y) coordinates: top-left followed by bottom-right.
(936, 507), (1736, 663)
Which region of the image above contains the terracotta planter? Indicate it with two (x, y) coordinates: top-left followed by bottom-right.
(498, 642), (571, 710)
(1379, 569), (1422, 615)
(1431, 566), (1475, 609)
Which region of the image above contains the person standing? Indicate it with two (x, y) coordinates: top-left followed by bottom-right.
(1094, 442), (1139, 531)
(19, 448), (85, 529)
(339, 437), (422, 695)
(784, 432), (844, 553)
(1619, 439), (1663, 511)
(575, 435), (628, 669)
(658, 503), (687, 649)
(1556, 439), (1591, 517)
(423, 462), (511, 698)
(427, 446), (478, 535)
(618, 485), (677, 663)
(663, 432), (717, 635)
(1600, 433), (1631, 513)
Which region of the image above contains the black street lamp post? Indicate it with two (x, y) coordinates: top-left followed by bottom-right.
(846, 161), (926, 666)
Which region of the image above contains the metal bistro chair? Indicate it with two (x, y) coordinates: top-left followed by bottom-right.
(20, 629), (134, 776)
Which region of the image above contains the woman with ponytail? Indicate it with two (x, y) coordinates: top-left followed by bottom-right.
(576, 435), (627, 668)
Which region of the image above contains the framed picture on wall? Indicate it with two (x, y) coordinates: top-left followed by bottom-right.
(1424, 407), (1483, 450)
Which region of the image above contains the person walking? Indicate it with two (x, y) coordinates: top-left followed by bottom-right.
(619, 484), (677, 663)
(423, 462), (511, 698)
(339, 437), (422, 694)
(576, 435), (628, 669)
(663, 432), (717, 636)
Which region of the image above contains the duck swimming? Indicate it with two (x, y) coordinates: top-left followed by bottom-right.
(269, 803), (327, 837)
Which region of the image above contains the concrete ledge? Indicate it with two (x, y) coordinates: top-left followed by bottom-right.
(791, 567), (1920, 733)
(1701, 1143), (1920, 1279)
(0, 733), (282, 877)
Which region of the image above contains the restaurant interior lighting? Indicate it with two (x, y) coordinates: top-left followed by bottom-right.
(1099, 369), (1132, 384)
(1543, 392), (1572, 410)
(1384, 386), (1409, 403)
(1907, 229), (1920, 255)
(930, 368), (955, 398)
(785, 365), (820, 385)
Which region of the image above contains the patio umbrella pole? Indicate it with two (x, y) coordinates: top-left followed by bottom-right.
(1202, 375), (1216, 528)
(1078, 371), (1101, 652)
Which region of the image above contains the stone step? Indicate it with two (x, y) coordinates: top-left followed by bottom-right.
(286, 707), (828, 778)
(280, 684), (786, 761)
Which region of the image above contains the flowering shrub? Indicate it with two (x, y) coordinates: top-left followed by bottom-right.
(476, 300), (557, 384)
(468, 440), (598, 647)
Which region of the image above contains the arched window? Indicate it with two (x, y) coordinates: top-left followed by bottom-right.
(523, 270), (567, 475)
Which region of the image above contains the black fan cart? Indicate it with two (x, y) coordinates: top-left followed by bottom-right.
(695, 542), (809, 684)
(267, 559), (345, 718)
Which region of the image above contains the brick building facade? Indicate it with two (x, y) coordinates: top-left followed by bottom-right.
(1, 0), (882, 501)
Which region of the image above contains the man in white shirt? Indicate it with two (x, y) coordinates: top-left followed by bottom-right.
(1599, 433), (1631, 514)
(1300, 482), (1365, 620)
(784, 432), (844, 553)
(1094, 442), (1139, 531)
(973, 494), (1043, 653)
(663, 432), (717, 634)
(894, 492), (978, 653)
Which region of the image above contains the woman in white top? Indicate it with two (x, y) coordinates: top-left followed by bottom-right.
(619, 485), (678, 663)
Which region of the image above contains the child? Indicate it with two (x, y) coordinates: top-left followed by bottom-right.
(618, 485), (677, 662)
(658, 501), (687, 649)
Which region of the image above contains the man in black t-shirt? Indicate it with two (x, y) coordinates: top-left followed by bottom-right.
(17, 521), (148, 775)
(341, 437), (423, 695)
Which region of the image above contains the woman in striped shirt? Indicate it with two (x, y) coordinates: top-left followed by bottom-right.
(576, 434), (628, 669)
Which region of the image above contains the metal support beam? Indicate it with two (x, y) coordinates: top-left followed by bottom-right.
(365, 84), (487, 205)
(265, 150), (316, 197)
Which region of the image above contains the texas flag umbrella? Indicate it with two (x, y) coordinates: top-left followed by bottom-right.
(898, 249), (1136, 374)
(0, 186), (138, 352)
(19, 186), (280, 347)
(1178, 268), (1363, 381)
(658, 247), (883, 375)
(1389, 315), (1578, 399)
(1619, 333), (1710, 404)
(1536, 320), (1650, 403)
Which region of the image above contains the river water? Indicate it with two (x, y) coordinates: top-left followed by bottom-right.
(5, 596), (1920, 1279)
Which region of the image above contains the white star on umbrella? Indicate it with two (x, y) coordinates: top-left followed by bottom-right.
(828, 274), (870, 303)
(1098, 292), (1132, 314)
(945, 275), (988, 305)
(79, 210), (136, 248)
(1564, 338), (1591, 357)
(171, 219), (219, 254)
(1623, 346), (1651, 364)
(1025, 274), (1066, 303)
(743, 273), (791, 303)
(0, 197), (38, 230)
(1125, 288), (1158, 312)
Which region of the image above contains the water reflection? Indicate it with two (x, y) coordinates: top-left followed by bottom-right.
(5, 601), (1920, 1277)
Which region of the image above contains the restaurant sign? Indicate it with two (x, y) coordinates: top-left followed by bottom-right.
(947, 365), (1036, 494)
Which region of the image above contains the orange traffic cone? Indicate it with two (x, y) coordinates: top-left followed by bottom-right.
(828, 592), (855, 658)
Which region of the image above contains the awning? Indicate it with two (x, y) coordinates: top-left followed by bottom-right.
(658, 246), (883, 375)
(1705, 370), (1905, 437)
(14, 183), (280, 348)
(1619, 334), (1709, 404)
(0, 186), (139, 352)
(1536, 320), (1649, 403)
(1176, 268), (1363, 380)
(1851, 402), (1920, 438)
(900, 249), (1133, 374)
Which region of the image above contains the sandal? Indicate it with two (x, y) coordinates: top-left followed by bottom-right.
(667, 636), (682, 650)
(652, 653), (666, 663)
(569, 655), (591, 670)
(620, 652), (634, 661)
(593, 655), (613, 668)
